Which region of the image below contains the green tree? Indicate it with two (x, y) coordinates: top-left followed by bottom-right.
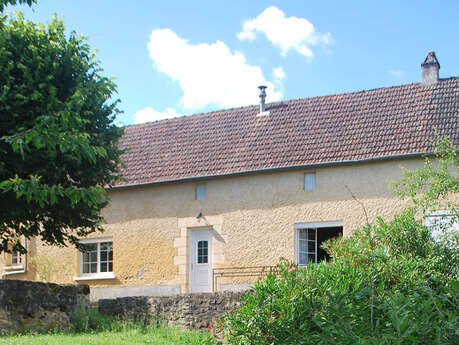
(0, 11), (124, 253)
(0, 0), (35, 12)
(393, 135), (458, 213)
(393, 135), (458, 267)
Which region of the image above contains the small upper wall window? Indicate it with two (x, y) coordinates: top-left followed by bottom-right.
(304, 172), (316, 191)
(196, 183), (206, 200)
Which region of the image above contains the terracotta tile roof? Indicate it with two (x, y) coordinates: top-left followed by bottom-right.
(117, 78), (458, 186)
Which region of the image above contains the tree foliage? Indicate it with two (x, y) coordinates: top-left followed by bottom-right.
(0, 0), (35, 12)
(0, 12), (124, 253)
(392, 136), (458, 214)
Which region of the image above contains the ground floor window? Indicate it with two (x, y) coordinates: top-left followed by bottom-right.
(80, 238), (113, 276)
(11, 251), (21, 265)
(425, 210), (458, 243)
(296, 221), (343, 265)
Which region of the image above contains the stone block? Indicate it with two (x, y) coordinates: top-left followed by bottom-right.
(173, 255), (186, 265)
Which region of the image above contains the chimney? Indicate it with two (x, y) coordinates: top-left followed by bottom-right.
(421, 51), (440, 86)
(258, 85), (267, 113)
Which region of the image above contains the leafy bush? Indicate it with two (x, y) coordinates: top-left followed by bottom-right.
(71, 305), (117, 333)
(71, 306), (159, 333)
(221, 209), (458, 344)
(222, 137), (458, 344)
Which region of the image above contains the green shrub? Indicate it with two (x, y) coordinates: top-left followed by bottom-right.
(221, 209), (458, 344)
(71, 305), (117, 333)
(71, 306), (160, 333)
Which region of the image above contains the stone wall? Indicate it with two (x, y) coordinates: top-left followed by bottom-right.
(98, 291), (245, 330)
(0, 279), (89, 334)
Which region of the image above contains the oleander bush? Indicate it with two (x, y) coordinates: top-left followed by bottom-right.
(221, 136), (458, 345)
(221, 209), (458, 344)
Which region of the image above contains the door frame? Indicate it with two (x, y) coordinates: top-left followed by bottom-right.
(188, 228), (213, 293)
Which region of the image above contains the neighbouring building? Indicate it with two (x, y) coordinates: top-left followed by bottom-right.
(1, 52), (458, 301)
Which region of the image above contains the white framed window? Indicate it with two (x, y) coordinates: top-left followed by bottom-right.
(6, 238), (25, 268)
(11, 251), (21, 266)
(297, 228), (317, 265)
(197, 240), (209, 264)
(196, 183), (206, 200)
(76, 238), (114, 280)
(296, 221), (343, 266)
(425, 210), (458, 243)
(304, 172), (316, 191)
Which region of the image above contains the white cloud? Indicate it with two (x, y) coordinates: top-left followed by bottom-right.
(147, 28), (282, 110)
(273, 66), (286, 80)
(134, 107), (180, 124)
(238, 6), (331, 57)
(389, 69), (405, 78)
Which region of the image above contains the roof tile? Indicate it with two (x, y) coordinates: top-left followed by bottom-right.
(116, 78), (459, 186)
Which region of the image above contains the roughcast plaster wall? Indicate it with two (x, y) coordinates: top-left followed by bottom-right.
(1, 158), (423, 295)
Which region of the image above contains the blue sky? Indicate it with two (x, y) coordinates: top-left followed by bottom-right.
(8, 0), (459, 126)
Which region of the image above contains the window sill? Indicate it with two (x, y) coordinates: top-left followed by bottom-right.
(4, 265), (24, 271)
(73, 273), (115, 281)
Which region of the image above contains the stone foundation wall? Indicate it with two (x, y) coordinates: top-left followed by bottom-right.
(98, 291), (245, 330)
(0, 280), (89, 334)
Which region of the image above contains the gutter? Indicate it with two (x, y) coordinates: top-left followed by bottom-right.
(111, 151), (430, 190)
(1, 237), (27, 279)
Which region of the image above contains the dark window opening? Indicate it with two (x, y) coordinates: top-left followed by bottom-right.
(298, 226), (342, 265)
(317, 226), (342, 262)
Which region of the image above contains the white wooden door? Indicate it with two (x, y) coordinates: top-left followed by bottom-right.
(189, 230), (213, 293)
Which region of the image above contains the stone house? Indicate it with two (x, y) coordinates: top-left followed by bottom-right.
(1, 52), (458, 301)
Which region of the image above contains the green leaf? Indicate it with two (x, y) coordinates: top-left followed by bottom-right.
(0, 12), (124, 252)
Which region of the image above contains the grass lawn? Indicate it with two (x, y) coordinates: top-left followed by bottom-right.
(0, 328), (218, 345)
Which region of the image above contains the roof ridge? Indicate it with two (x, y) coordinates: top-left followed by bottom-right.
(124, 104), (258, 128)
(124, 77), (458, 128)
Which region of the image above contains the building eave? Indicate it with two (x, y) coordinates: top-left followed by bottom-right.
(109, 151), (430, 190)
